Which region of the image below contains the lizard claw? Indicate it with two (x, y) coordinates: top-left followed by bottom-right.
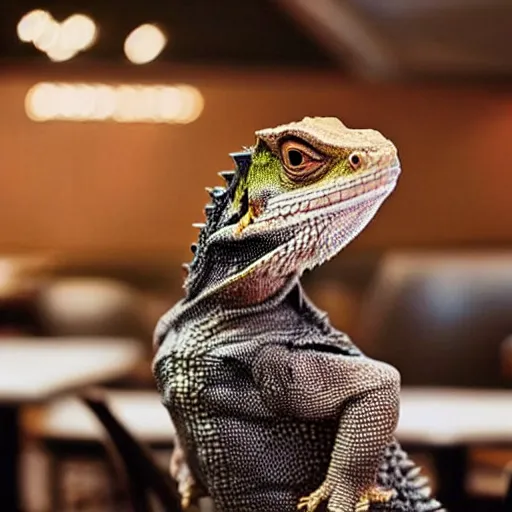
(170, 446), (201, 510)
(297, 483), (332, 511)
(180, 476), (194, 509)
(355, 486), (394, 512)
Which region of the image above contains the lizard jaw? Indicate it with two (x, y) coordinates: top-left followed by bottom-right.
(192, 163), (399, 303)
(208, 172), (397, 300)
(205, 164), (399, 246)
(225, 164), (401, 282)
(238, 164), (400, 239)
(253, 164), (401, 227)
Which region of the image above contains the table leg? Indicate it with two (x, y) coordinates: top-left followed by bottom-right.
(504, 468), (512, 509)
(431, 445), (468, 512)
(0, 404), (21, 511)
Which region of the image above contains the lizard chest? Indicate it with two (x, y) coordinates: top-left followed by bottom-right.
(164, 354), (211, 411)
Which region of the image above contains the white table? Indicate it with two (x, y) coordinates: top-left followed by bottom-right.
(38, 387), (512, 512)
(397, 387), (512, 510)
(40, 390), (174, 443)
(397, 387), (512, 445)
(42, 386), (512, 445)
(0, 337), (142, 511)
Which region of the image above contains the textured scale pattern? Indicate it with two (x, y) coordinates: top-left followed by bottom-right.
(154, 284), (444, 512)
(153, 118), (445, 512)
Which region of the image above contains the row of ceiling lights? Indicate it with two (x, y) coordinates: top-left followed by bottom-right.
(17, 10), (204, 125)
(17, 10), (167, 64)
(25, 82), (204, 124)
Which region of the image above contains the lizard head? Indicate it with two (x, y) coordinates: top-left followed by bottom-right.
(184, 117), (400, 304)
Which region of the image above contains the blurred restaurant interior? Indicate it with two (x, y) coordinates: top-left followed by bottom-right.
(0, 0), (512, 511)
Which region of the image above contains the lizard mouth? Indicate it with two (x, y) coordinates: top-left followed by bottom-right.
(189, 164), (400, 302)
(205, 163), (400, 252)
(252, 164), (401, 228)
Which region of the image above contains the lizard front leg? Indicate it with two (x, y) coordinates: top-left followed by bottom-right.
(305, 382), (398, 512)
(254, 344), (400, 512)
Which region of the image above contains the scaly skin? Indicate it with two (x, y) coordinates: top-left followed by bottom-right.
(153, 117), (444, 512)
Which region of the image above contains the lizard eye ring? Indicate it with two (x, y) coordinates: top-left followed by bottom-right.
(280, 140), (325, 181)
(349, 152), (363, 170)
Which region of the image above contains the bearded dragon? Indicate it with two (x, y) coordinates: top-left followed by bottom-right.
(153, 117), (443, 512)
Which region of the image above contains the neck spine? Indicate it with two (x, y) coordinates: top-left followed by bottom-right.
(184, 151), (252, 302)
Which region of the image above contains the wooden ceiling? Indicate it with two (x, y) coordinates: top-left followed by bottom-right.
(0, 0), (333, 68)
(1, 0), (511, 79)
(277, 0), (512, 79)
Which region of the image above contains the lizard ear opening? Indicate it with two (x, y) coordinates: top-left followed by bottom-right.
(280, 139), (326, 182)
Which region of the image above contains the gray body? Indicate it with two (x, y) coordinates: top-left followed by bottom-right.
(154, 280), (443, 512)
(153, 117), (444, 512)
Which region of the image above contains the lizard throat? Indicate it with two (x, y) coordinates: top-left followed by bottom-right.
(184, 165), (399, 308)
(197, 177), (397, 307)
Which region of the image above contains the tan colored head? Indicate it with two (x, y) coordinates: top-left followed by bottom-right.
(257, 116), (396, 155)
(186, 117), (400, 303)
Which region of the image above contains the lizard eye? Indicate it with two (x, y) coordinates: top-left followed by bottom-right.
(287, 149), (304, 167)
(349, 152), (363, 170)
(280, 140), (325, 181)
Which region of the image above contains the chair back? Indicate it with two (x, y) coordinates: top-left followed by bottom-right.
(360, 252), (512, 387)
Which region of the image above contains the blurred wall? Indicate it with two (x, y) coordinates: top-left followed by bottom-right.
(0, 66), (511, 261)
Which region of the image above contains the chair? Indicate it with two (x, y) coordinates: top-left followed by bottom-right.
(358, 252), (512, 511)
(26, 390), (178, 510)
(80, 388), (182, 512)
(360, 252), (512, 388)
(37, 277), (145, 339)
(501, 336), (512, 511)
(504, 472), (512, 510)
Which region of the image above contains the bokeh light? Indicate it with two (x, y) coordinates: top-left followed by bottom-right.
(25, 82), (204, 124)
(124, 24), (167, 65)
(17, 10), (97, 62)
(16, 9), (52, 43)
(59, 14), (98, 52)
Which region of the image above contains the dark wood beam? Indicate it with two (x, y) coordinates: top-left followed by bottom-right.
(275, 0), (401, 79)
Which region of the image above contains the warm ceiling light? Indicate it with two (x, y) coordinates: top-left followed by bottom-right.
(32, 17), (60, 52)
(25, 82), (204, 124)
(16, 9), (52, 43)
(60, 14), (97, 52)
(25, 82), (59, 121)
(124, 24), (167, 65)
(17, 10), (97, 62)
(173, 85), (204, 123)
(45, 45), (77, 62)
